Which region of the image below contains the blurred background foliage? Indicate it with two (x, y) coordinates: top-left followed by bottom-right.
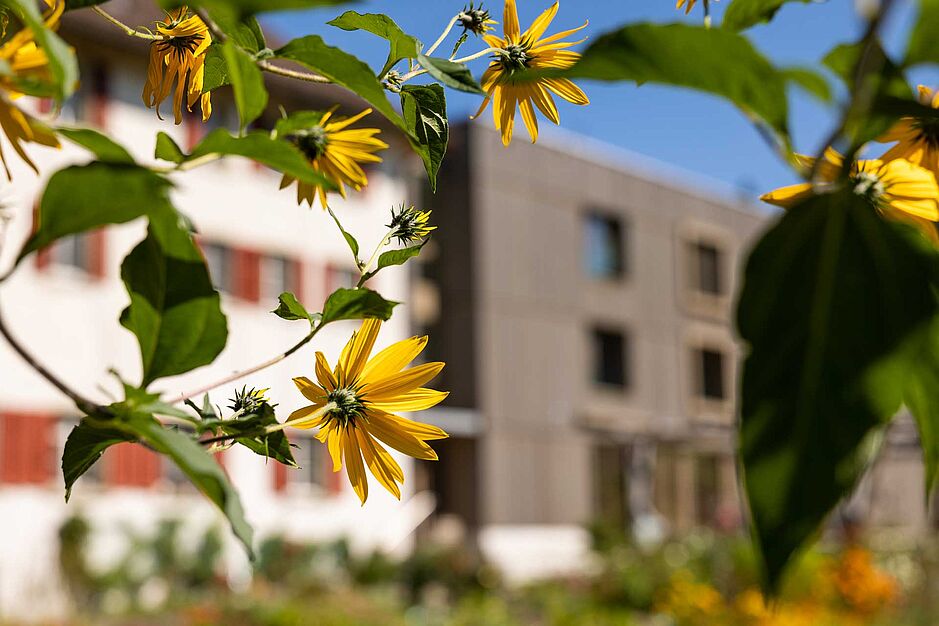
(34, 517), (939, 626)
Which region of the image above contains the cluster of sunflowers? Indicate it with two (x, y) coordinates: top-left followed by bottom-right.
(0, 0), (596, 505)
(656, 546), (901, 626)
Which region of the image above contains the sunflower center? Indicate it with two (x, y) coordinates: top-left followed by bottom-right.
(159, 33), (203, 62)
(326, 387), (366, 426)
(289, 126), (330, 161)
(500, 43), (531, 72)
(852, 171), (886, 202)
(913, 118), (939, 148)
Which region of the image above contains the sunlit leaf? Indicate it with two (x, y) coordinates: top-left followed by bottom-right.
(722, 0), (813, 31)
(400, 84), (448, 192)
(417, 54), (484, 94)
(5, 0), (78, 100)
(327, 11), (422, 77)
(221, 40), (268, 130)
(56, 127), (135, 163)
(320, 287), (398, 325)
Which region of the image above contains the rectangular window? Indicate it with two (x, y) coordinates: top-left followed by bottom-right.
(591, 328), (629, 388)
(289, 437), (325, 489)
(260, 254), (294, 303)
(690, 241), (723, 295)
(202, 242), (233, 294)
(584, 213), (626, 279)
(327, 265), (359, 292)
(696, 348), (725, 400)
(48, 233), (94, 275)
(593, 443), (629, 529)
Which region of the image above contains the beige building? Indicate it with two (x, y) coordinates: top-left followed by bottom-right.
(416, 122), (765, 539)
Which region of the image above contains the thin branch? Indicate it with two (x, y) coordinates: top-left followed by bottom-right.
(0, 296), (104, 416)
(171, 327), (320, 405)
(93, 6), (163, 41)
(809, 0), (898, 181)
(425, 15), (460, 57)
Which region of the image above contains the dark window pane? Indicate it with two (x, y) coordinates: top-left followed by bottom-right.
(51, 234), (90, 271)
(290, 438), (324, 488)
(260, 255), (292, 302)
(699, 349), (725, 400)
(693, 242), (722, 295)
(592, 328), (628, 388)
(202, 243), (232, 294)
(585, 213), (625, 278)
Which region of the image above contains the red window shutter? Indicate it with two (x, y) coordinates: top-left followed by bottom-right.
(326, 453), (342, 495)
(291, 259), (305, 301)
(273, 461), (287, 492)
(86, 229), (107, 279)
(37, 98), (52, 114)
(185, 112), (205, 151)
(234, 248), (261, 302)
(0, 413), (54, 484)
(106, 443), (160, 487)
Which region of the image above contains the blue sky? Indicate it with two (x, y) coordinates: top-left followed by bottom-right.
(265, 1), (937, 198)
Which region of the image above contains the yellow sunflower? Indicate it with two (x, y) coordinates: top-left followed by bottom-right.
(761, 149), (939, 243)
(142, 7), (212, 124)
(677, 0), (698, 14)
(287, 318), (449, 503)
(0, 0), (62, 178)
(472, 0), (589, 146)
(280, 108), (388, 209)
(878, 85), (939, 179)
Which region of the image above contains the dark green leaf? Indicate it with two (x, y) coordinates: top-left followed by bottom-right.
(417, 54), (484, 94)
(559, 23), (789, 137)
(272, 291), (315, 323)
(155, 131), (186, 163)
(56, 127), (135, 163)
(822, 41), (911, 145)
(18, 163), (173, 262)
(120, 210), (228, 386)
(904, 315), (939, 496)
(737, 190), (939, 593)
(5, 0), (78, 100)
(220, 404), (297, 467)
(400, 84), (448, 192)
(782, 67), (832, 103)
(62, 421), (131, 501)
(221, 40), (268, 130)
(722, 0), (813, 31)
(325, 206), (360, 261)
(273, 35), (408, 134)
(131, 414), (254, 557)
(320, 287), (398, 325)
(906, 0), (939, 67)
(327, 11), (422, 77)
(179, 128), (334, 189)
(209, 11), (266, 53)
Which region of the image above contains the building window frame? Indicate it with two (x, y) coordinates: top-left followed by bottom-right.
(583, 209), (629, 281)
(589, 325), (631, 391)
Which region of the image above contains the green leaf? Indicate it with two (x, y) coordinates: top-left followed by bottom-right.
(155, 131), (186, 164)
(906, 0), (939, 67)
(203, 44), (230, 92)
(822, 41), (911, 145)
(221, 40), (268, 131)
(400, 84), (448, 192)
(273, 35), (408, 134)
(782, 67), (832, 104)
(272, 291), (315, 323)
(175, 128), (335, 189)
(737, 190), (939, 593)
(5, 0), (78, 101)
(327, 11), (422, 77)
(325, 206), (360, 262)
(56, 127), (135, 163)
(62, 421), (132, 501)
(220, 403), (297, 467)
(131, 414), (254, 557)
(417, 55), (485, 95)
(320, 287), (398, 325)
(362, 240), (428, 283)
(903, 315), (939, 496)
(559, 23), (789, 137)
(120, 211), (228, 386)
(722, 0), (813, 31)
(18, 163), (173, 262)
(208, 11), (266, 53)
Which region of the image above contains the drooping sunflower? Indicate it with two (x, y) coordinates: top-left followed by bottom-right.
(472, 0), (589, 146)
(761, 149), (939, 243)
(142, 7), (212, 124)
(280, 108), (388, 209)
(0, 0), (62, 178)
(676, 0), (698, 13)
(287, 319), (449, 503)
(878, 85), (939, 179)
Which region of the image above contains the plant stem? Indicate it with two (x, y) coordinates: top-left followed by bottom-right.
(357, 227), (396, 287)
(171, 326), (321, 405)
(197, 402), (336, 446)
(425, 15), (460, 57)
(398, 47), (499, 85)
(93, 6), (163, 40)
(0, 296), (103, 416)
